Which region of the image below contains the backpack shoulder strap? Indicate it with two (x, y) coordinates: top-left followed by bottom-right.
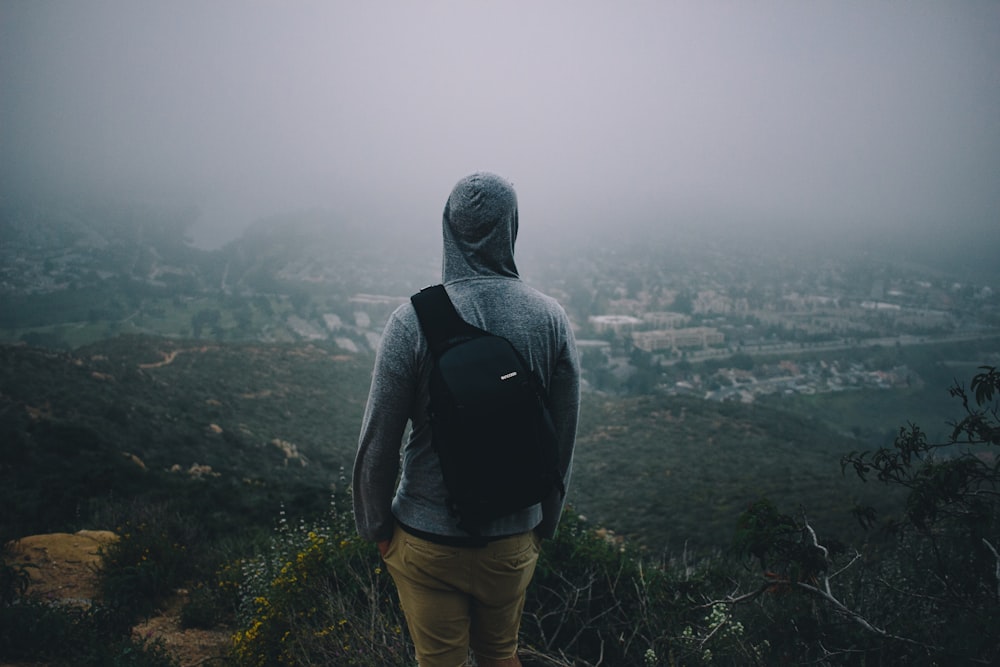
(410, 284), (484, 358)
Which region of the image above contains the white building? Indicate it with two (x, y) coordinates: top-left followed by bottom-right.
(589, 315), (643, 334)
(632, 327), (725, 352)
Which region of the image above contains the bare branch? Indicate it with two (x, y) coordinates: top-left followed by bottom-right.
(983, 538), (1000, 600)
(697, 582), (771, 609)
(828, 550), (863, 580)
(800, 515), (832, 596)
(789, 579), (939, 652)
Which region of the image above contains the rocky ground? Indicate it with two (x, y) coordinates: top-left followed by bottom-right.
(3, 530), (230, 667)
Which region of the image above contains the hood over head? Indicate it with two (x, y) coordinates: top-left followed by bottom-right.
(442, 172), (519, 282)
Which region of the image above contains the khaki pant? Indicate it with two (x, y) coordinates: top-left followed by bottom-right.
(383, 523), (540, 667)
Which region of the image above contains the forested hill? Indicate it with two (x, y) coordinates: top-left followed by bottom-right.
(1, 335), (888, 553)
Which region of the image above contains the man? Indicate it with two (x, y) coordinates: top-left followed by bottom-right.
(353, 172), (580, 667)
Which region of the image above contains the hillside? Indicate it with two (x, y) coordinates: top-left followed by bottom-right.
(0, 336), (371, 543)
(571, 392), (895, 551)
(0, 335), (893, 554)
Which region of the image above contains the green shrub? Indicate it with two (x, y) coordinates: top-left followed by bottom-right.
(0, 593), (177, 666)
(0, 551), (31, 606)
(525, 511), (767, 666)
(728, 367), (1000, 665)
(230, 501), (766, 666)
(99, 505), (197, 623)
(180, 582), (224, 630)
(231, 502), (408, 666)
(178, 556), (243, 630)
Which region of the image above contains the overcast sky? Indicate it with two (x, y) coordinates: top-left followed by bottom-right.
(1, 1), (998, 249)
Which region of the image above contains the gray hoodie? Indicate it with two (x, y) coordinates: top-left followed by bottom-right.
(353, 172), (580, 542)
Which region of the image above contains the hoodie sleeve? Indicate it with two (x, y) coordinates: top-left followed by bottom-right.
(536, 312), (581, 539)
(352, 308), (418, 542)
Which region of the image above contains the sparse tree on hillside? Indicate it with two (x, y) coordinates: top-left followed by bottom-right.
(730, 366), (1000, 664)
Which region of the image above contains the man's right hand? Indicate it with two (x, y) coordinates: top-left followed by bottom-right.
(377, 539), (391, 558)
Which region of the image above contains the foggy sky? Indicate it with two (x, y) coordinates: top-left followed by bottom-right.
(1, 1), (998, 249)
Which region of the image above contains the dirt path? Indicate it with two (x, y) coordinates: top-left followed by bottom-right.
(138, 346), (221, 369)
(132, 595), (232, 666)
(4, 531), (230, 666)
(138, 349), (181, 368)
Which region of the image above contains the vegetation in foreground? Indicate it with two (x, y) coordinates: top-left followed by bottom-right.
(3, 367), (995, 665)
(220, 368), (1000, 665)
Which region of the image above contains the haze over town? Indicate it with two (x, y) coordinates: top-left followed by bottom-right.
(2, 1), (998, 262)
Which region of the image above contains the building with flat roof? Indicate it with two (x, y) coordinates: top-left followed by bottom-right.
(632, 327), (725, 352)
(642, 311), (689, 328)
(350, 294), (408, 306)
(589, 314), (643, 334)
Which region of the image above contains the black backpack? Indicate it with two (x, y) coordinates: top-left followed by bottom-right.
(410, 284), (565, 535)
